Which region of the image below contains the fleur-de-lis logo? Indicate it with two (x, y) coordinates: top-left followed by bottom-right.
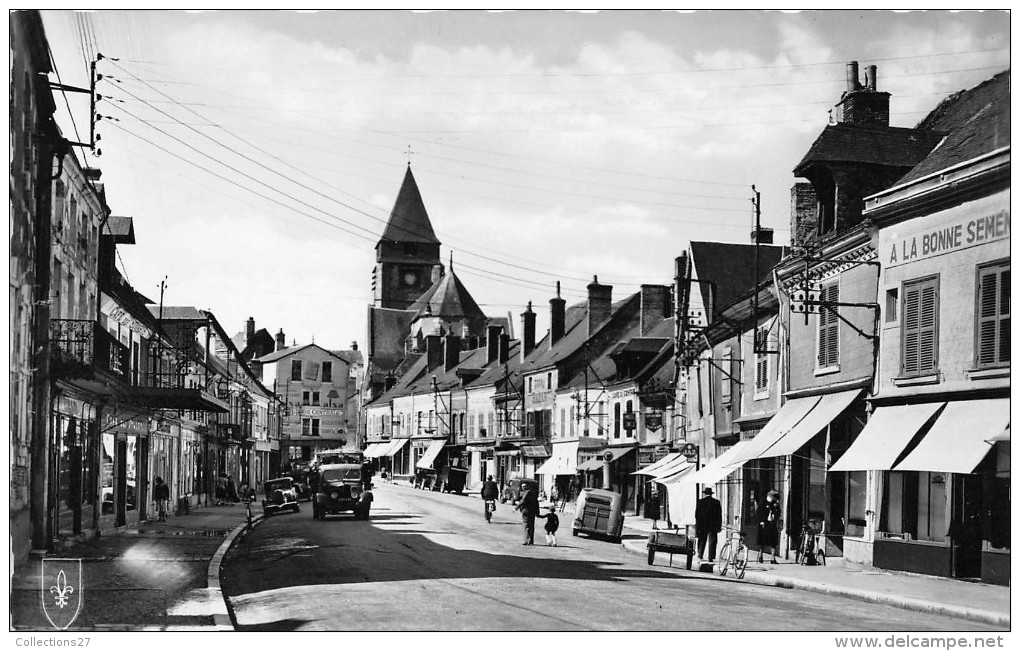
(41, 558), (82, 629)
(49, 570), (74, 608)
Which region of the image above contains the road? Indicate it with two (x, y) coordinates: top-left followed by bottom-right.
(220, 482), (997, 631)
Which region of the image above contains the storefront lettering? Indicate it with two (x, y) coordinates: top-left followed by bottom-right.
(887, 209), (1009, 266)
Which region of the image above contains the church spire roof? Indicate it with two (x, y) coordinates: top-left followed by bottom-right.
(408, 265), (486, 322)
(380, 165), (440, 245)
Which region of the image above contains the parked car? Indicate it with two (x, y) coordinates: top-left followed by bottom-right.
(262, 477), (300, 516)
(312, 463), (373, 520)
(500, 477), (539, 504)
(572, 488), (624, 543)
(288, 467), (314, 501)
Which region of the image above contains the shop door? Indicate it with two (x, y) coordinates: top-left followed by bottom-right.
(951, 474), (983, 578)
(138, 437), (149, 521)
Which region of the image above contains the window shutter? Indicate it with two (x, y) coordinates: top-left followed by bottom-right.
(817, 283), (839, 368)
(902, 278), (939, 376)
(977, 265), (1010, 367)
(754, 329), (768, 392)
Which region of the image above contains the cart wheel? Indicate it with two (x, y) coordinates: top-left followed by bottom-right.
(572, 528), (579, 537)
(647, 548), (655, 566)
(718, 542), (732, 576)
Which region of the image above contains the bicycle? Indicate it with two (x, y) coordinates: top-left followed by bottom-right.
(484, 499), (496, 523)
(718, 527), (749, 579)
(795, 522), (827, 566)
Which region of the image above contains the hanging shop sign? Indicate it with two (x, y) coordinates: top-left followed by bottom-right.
(681, 443), (699, 463)
(644, 412), (663, 432)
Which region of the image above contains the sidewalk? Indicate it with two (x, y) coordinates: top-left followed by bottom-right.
(616, 512), (1010, 628)
(11, 503), (254, 631)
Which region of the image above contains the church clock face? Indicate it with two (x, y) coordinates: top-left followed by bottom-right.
(403, 271), (419, 287)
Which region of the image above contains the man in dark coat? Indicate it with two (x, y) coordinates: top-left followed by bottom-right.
(481, 475), (499, 523)
(515, 487), (540, 545)
(695, 486), (723, 562)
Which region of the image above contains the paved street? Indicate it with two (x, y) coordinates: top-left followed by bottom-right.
(221, 484), (998, 631)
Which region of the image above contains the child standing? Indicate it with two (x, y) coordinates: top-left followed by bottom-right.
(538, 504), (560, 546)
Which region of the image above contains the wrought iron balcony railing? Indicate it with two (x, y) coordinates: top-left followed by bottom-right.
(50, 319), (129, 380)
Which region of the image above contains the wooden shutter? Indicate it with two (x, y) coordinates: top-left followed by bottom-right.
(754, 330), (768, 392)
(721, 347), (732, 401)
(977, 265), (1010, 367)
(817, 283), (839, 368)
(902, 278), (939, 376)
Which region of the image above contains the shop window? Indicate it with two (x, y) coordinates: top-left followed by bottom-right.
(321, 361), (333, 383)
(881, 471), (947, 542)
(817, 281), (839, 369)
(900, 277), (939, 377)
(291, 360), (302, 381)
(976, 262), (1010, 368)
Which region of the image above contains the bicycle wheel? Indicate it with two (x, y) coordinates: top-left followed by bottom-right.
(718, 542), (732, 576)
(733, 544), (749, 579)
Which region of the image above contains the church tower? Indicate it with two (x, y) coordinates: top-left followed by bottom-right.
(372, 166), (443, 309)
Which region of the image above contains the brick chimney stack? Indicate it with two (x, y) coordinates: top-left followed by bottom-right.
(425, 334), (443, 370)
(521, 302), (536, 360)
(549, 281), (566, 347)
(587, 276), (612, 337)
(639, 285), (672, 336)
(498, 333), (510, 365)
(486, 324), (502, 364)
(275, 329), (286, 351)
(443, 334), (461, 372)
(835, 61), (890, 126)
(245, 317), (255, 342)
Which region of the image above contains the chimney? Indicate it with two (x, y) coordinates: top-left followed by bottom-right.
(865, 64), (877, 91)
(425, 334), (443, 370)
(751, 227), (774, 245)
(498, 333), (510, 365)
(587, 276), (613, 337)
(521, 302), (536, 360)
(83, 167), (102, 181)
(549, 281), (566, 347)
(443, 334), (461, 371)
(846, 61), (860, 92)
(431, 264), (443, 284)
(486, 324), (502, 364)
(275, 329), (286, 351)
(640, 285), (672, 336)
(245, 317), (255, 342)
(350, 340), (358, 351)
(384, 374), (397, 391)
(790, 183), (818, 248)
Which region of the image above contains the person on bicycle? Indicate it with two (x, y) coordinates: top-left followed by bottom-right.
(481, 475), (499, 523)
(153, 476), (170, 522)
(695, 486), (722, 562)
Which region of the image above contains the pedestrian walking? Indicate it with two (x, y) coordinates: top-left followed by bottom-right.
(694, 486), (722, 562)
(757, 488), (781, 564)
(515, 486), (539, 545)
(644, 484), (661, 530)
(537, 504), (560, 546)
(153, 476), (170, 522)
(481, 475), (499, 523)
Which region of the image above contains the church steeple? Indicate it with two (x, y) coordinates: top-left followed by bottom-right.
(372, 165), (443, 309)
(379, 165), (440, 245)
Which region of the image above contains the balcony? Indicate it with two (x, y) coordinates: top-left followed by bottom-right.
(50, 319), (129, 382)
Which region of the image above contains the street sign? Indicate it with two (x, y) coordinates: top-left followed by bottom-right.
(645, 412), (663, 431)
(622, 412), (637, 431)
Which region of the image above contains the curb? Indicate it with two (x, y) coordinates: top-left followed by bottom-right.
(208, 515), (263, 630)
(620, 539), (1008, 627)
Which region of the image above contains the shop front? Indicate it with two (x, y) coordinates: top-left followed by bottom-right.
(99, 412), (146, 531)
(51, 394), (99, 540)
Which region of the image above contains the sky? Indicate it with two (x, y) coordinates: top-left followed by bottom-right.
(39, 9), (1010, 351)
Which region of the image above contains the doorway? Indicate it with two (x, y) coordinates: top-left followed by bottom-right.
(951, 474), (983, 579)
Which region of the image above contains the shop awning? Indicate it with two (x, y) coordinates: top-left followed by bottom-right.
(757, 389), (862, 459)
(643, 454), (692, 480)
(415, 439), (446, 470)
(577, 458), (603, 472)
(987, 425), (1010, 444)
(605, 445), (636, 464)
(894, 399), (1010, 474)
(677, 440), (752, 485)
(660, 471), (698, 525)
(829, 403), (944, 472)
(632, 452), (682, 477)
(653, 461), (695, 484)
(725, 396), (820, 467)
(522, 445), (550, 458)
(382, 438), (410, 457)
(535, 441), (580, 476)
(362, 442), (385, 459)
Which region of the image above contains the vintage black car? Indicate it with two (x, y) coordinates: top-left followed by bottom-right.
(312, 464), (373, 520)
(500, 477), (539, 504)
(288, 467), (314, 501)
(262, 477), (300, 515)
